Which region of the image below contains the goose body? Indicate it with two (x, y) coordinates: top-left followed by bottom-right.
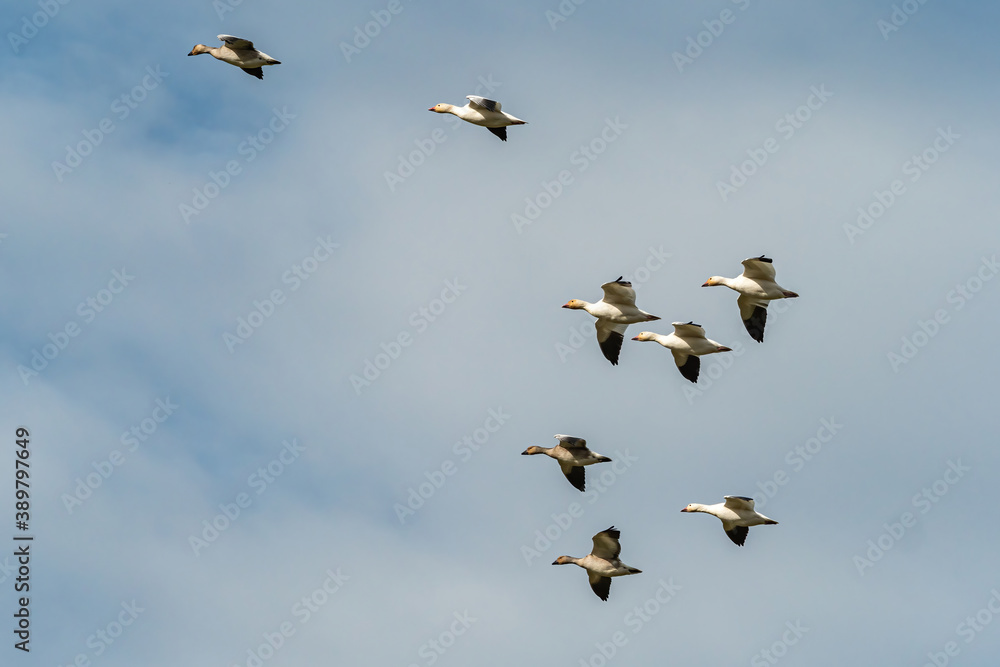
(702, 256), (798, 342)
(428, 96), (527, 141)
(552, 527), (642, 600)
(632, 322), (732, 382)
(522, 434), (611, 492)
(681, 496), (778, 546)
(188, 35), (281, 79)
(563, 277), (660, 365)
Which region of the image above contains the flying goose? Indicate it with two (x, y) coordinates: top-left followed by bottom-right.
(188, 35), (281, 79)
(428, 96), (527, 141)
(632, 322), (731, 382)
(522, 434), (611, 492)
(552, 527), (642, 600)
(702, 256), (798, 342)
(563, 277), (660, 365)
(680, 496), (778, 546)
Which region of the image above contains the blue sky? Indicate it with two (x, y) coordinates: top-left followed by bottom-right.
(3, 0), (1000, 664)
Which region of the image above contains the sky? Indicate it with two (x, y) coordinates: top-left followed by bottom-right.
(3, 0), (1000, 664)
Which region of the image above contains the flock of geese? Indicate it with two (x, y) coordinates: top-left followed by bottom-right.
(563, 255), (799, 378)
(187, 34), (799, 601)
(543, 261), (796, 599)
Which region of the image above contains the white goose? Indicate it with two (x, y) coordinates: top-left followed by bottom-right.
(702, 256), (798, 342)
(522, 435), (611, 492)
(552, 527), (642, 601)
(563, 277), (660, 365)
(428, 96), (527, 141)
(632, 322), (732, 383)
(681, 496), (778, 546)
(188, 35), (281, 79)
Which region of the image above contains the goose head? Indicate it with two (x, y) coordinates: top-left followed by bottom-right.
(552, 556), (576, 565)
(188, 44), (212, 56)
(702, 277), (725, 287)
(631, 331), (656, 342)
(521, 446), (544, 456)
(562, 299), (586, 310)
(428, 103), (453, 113)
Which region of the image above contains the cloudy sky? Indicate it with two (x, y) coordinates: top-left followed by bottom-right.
(3, 0), (1000, 664)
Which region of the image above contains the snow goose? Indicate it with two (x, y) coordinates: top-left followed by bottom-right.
(632, 322), (732, 383)
(522, 434), (611, 492)
(428, 96), (527, 141)
(552, 527), (642, 600)
(681, 496), (778, 546)
(563, 277), (660, 365)
(188, 35), (281, 79)
(702, 256), (798, 342)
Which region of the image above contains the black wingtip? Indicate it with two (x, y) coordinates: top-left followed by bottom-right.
(599, 330), (624, 365)
(726, 526), (749, 546)
(592, 578), (611, 601)
(565, 466), (586, 492)
(678, 355), (700, 383)
(743, 306), (767, 343)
